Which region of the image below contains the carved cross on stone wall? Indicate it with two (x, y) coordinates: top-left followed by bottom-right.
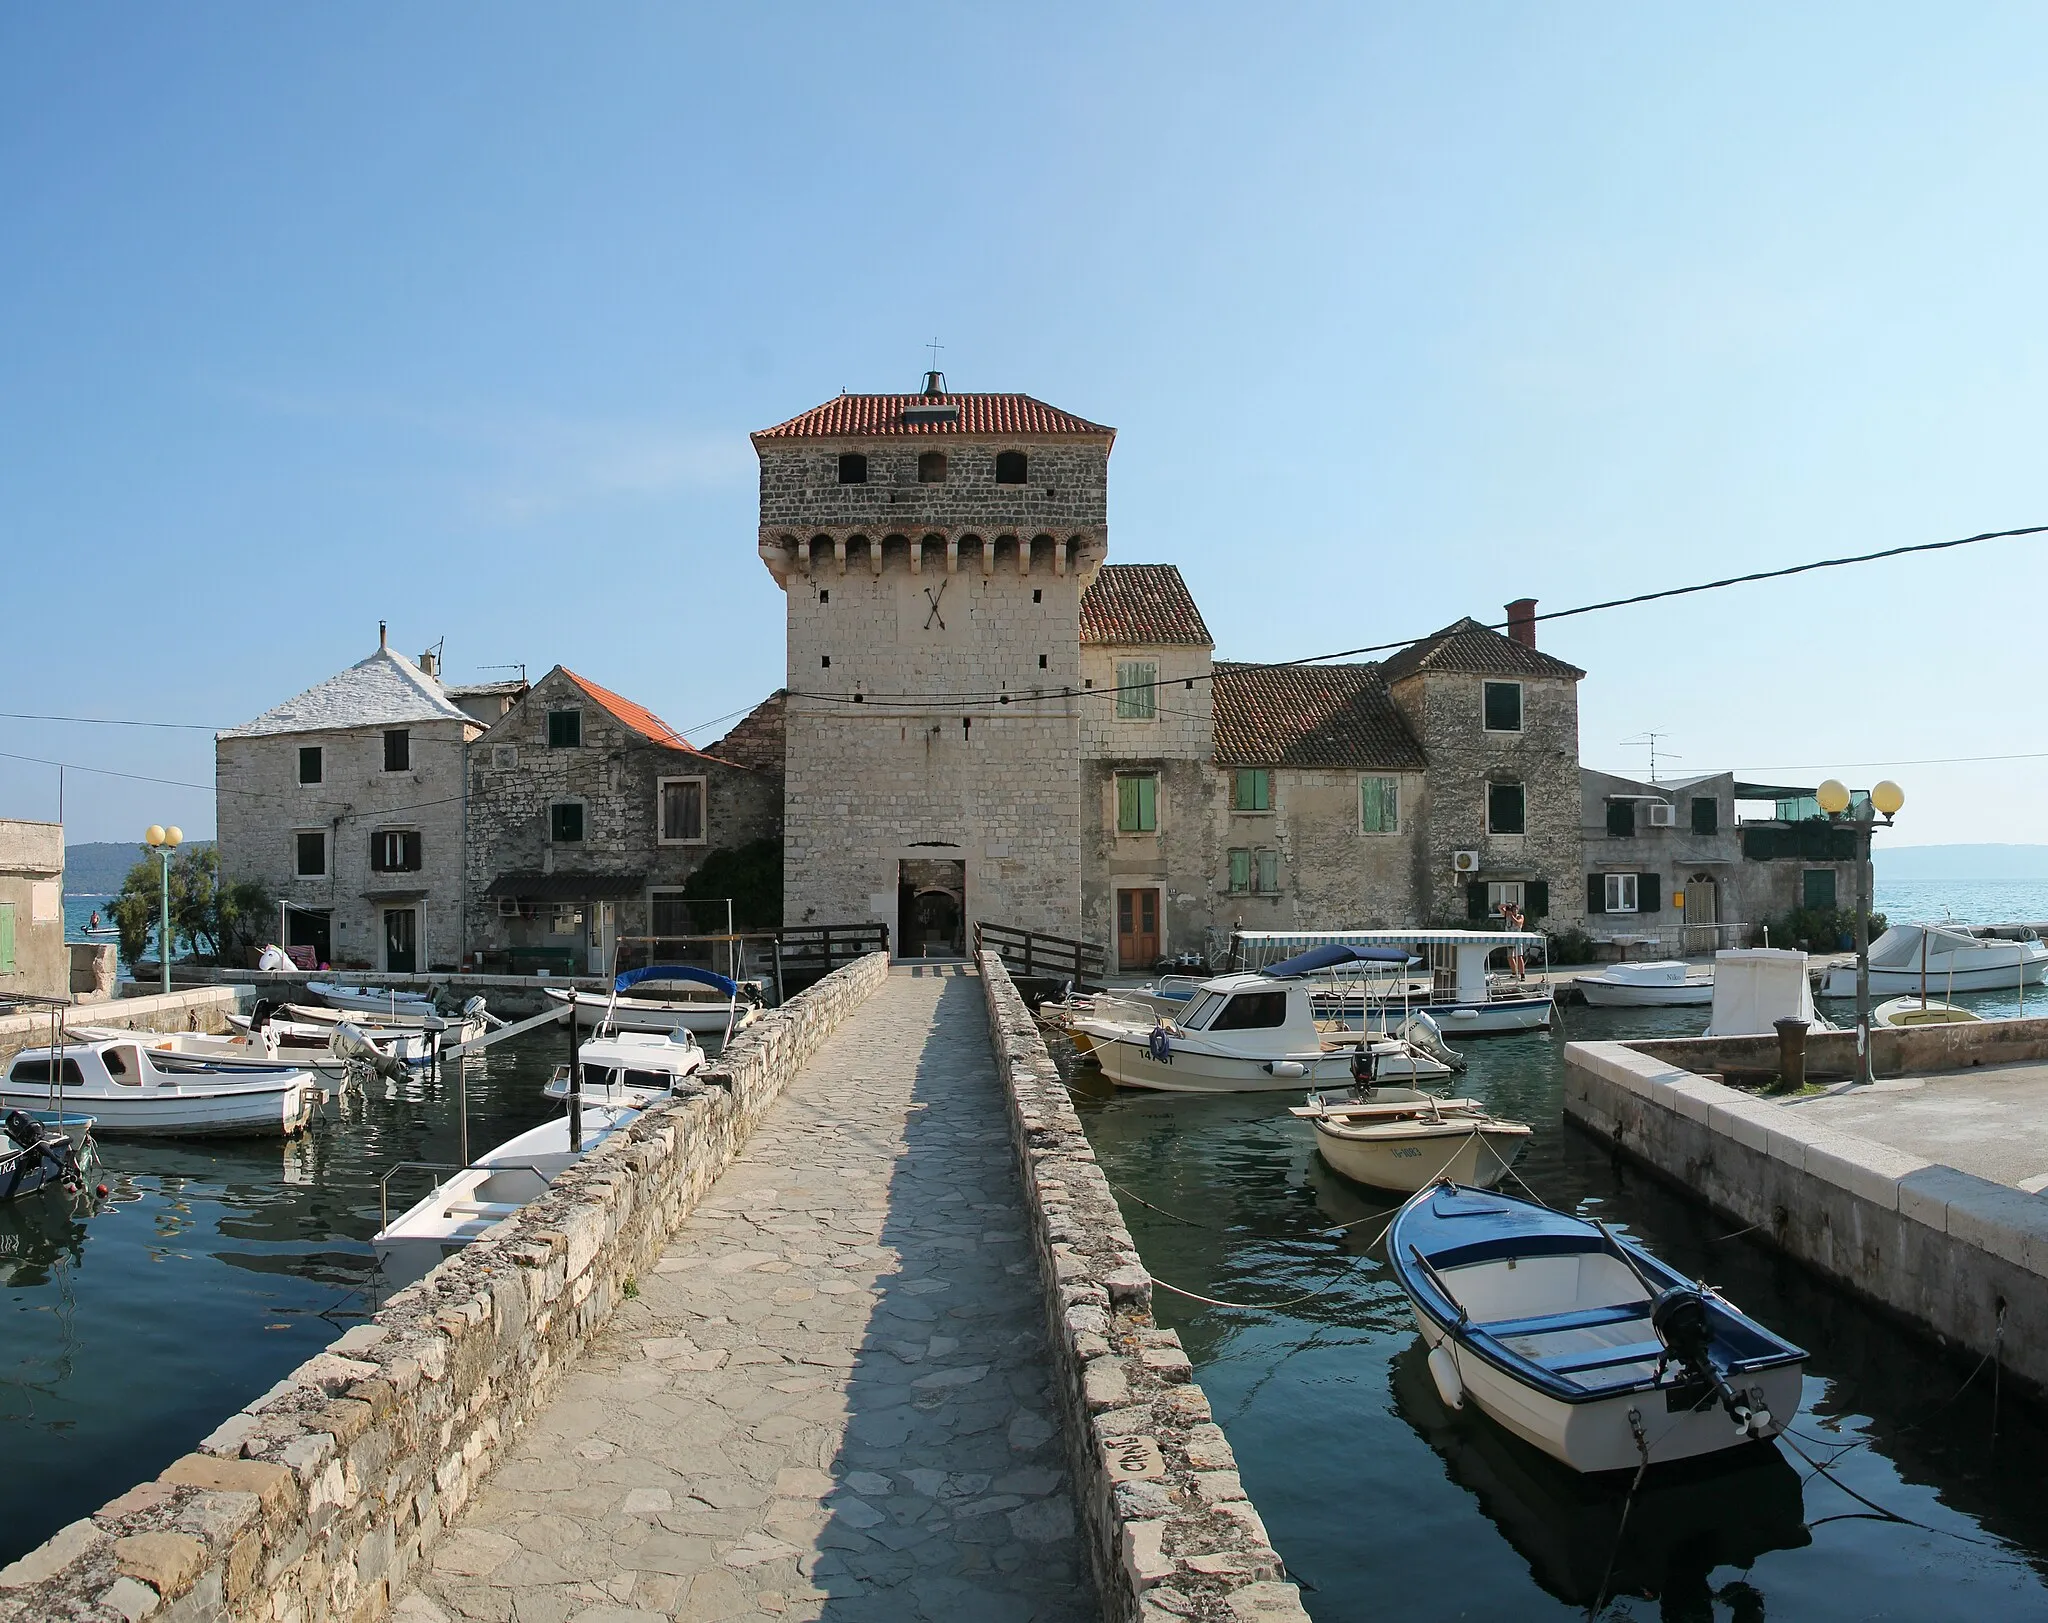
(923, 579), (948, 631)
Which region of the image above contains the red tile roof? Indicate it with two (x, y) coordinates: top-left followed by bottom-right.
(753, 393), (1113, 441)
(561, 669), (695, 753)
(1079, 564), (1213, 646)
(1211, 663), (1427, 771)
(1378, 618), (1586, 684)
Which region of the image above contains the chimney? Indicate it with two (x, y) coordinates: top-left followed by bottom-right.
(419, 649), (438, 677)
(1505, 598), (1537, 649)
(379, 620), (388, 650)
(923, 369), (946, 397)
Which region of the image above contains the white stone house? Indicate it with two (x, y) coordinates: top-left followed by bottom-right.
(0, 819), (66, 1000)
(216, 630), (481, 972)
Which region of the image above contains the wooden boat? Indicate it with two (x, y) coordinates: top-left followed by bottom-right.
(1294, 1092), (1530, 1192)
(374, 1103), (639, 1287)
(1, 1108), (96, 1201)
(1387, 1183), (1804, 1473)
(0, 1035), (321, 1138)
(1574, 961), (1714, 1008)
(1872, 995), (1981, 1027)
(542, 1029), (706, 1106)
(544, 965), (763, 1039)
(1073, 965), (1455, 1094)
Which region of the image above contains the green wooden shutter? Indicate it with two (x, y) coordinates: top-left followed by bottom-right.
(1587, 874), (1606, 914)
(1691, 797), (1718, 835)
(1467, 882), (1488, 920)
(1526, 880), (1549, 920)
(1804, 869), (1837, 909)
(0, 902), (13, 971)
(1606, 801), (1635, 838)
(1638, 874), (1662, 913)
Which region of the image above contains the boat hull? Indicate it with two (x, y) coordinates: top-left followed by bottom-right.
(544, 987), (760, 1037)
(1822, 960), (2048, 996)
(1872, 996), (1979, 1027)
(1411, 1311), (1803, 1472)
(1087, 1031), (1449, 1093)
(0, 1079), (317, 1138)
(1576, 980), (1714, 1008)
(1313, 1118), (1529, 1193)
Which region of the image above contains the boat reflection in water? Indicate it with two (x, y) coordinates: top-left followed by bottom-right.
(0, 1194), (90, 1288)
(1389, 1341), (1810, 1612)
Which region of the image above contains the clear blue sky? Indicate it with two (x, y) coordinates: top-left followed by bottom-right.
(4, 5), (2045, 850)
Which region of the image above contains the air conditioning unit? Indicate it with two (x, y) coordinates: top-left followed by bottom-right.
(496, 897), (521, 918)
(1452, 850), (1481, 874)
(1648, 802), (1676, 827)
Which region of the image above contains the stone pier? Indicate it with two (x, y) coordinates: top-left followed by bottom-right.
(395, 964), (1094, 1623)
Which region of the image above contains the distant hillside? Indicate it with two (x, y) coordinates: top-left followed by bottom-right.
(65, 839), (215, 895)
(1873, 844), (2048, 881)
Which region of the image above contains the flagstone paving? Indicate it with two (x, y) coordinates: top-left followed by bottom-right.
(394, 965), (1094, 1623)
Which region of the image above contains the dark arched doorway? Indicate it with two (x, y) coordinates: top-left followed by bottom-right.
(897, 858), (966, 957)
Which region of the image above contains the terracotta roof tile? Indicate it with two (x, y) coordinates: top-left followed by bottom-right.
(560, 669), (696, 753)
(1379, 618), (1586, 684)
(1211, 663), (1427, 771)
(753, 393), (1113, 441)
(705, 691), (786, 774)
(1079, 564), (1213, 646)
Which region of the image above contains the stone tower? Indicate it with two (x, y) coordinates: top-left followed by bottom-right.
(753, 376), (1114, 951)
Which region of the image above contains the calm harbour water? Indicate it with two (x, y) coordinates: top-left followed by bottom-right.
(0, 1028), (570, 1566)
(1069, 998), (2048, 1621)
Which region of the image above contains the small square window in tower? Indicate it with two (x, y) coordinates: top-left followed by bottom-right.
(548, 709), (582, 748)
(918, 451), (947, 484)
(1487, 782), (1526, 834)
(838, 453), (868, 485)
(551, 803), (585, 843)
(298, 746), (323, 785)
(1483, 682), (1523, 732)
(994, 450), (1028, 485)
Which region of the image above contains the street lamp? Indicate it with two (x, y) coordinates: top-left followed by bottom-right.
(144, 824), (183, 996)
(1816, 778), (1904, 1083)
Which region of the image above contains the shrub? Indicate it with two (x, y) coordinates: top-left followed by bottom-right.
(1767, 906), (1887, 953)
(1545, 927), (1599, 966)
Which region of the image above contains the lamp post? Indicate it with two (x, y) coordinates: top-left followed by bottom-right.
(1815, 778), (1904, 1084)
(144, 824), (184, 996)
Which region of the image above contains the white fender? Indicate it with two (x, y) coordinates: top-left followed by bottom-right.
(1265, 1060), (1308, 1079)
(1427, 1342), (1465, 1411)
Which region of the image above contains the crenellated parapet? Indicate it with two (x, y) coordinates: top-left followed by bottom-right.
(758, 527), (1106, 587)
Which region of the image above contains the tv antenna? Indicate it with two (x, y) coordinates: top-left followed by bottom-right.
(478, 663), (528, 686)
(1621, 732), (1679, 783)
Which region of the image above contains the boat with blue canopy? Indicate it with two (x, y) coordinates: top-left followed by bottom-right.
(1387, 1182), (1804, 1473)
(544, 963), (763, 1041)
(1234, 928), (1555, 1035)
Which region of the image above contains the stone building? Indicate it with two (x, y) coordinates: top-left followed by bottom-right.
(1582, 769), (1865, 952)
(755, 375), (1112, 951)
(216, 629), (480, 972)
(0, 819), (66, 1001)
(464, 668), (781, 974)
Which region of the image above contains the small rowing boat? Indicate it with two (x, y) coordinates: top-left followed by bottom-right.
(1294, 1091), (1530, 1192)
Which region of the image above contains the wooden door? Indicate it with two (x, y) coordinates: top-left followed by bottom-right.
(383, 908), (418, 974)
(1117, 889), (1160, 971)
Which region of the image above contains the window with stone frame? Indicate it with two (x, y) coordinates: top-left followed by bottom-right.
(294, 830), (327, 877)
(837, 453), (868, 485)
(1232, 768), (1272, 812)
(1115, 772), (1158, 833)
(1115, 661), (1157, 720)
(1228, 848), (1280, 893)
(1483, 681), (1523, 733)
(383, 729), (410, 772)
(298, 746), (323, 785)
(370, 830), (422, 872)
(550, 802), (585, 843)
(918, 451), (947, 484)
(548, 709), (582, 748)
(658, 777), (707, 845)
(1360, 776), (1399, 834)
(1256, 849), (1281, 893)
(1604, 872), (1639, 913)
(994, 450), (1028, 485)
(1228, 848), (1252, 893)
(1487, 781), (1527, 835)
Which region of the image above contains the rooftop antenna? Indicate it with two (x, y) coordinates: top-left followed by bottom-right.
(1621, 732), (1679, 783)
(923, 337), (945, 395)
(477, 662), (528, 686)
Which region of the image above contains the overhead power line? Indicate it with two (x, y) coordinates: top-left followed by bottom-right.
(0, 710), (220, 731)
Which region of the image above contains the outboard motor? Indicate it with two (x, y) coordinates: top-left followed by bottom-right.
(329, 1022), (409, 1084)
(1652, 1284), (1770, 1436)
(1349, 1044), (1379, 1094)
(4, 1109), (45, 1151)
(249, 998), (279, 1033)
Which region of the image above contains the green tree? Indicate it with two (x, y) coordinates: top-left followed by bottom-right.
(108, 845), (273, 968)
(680, 838), (784, 930)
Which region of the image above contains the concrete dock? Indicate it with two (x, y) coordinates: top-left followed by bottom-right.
(392, 965), (1093, 1623)
(1792, 1062), (2048, 1193)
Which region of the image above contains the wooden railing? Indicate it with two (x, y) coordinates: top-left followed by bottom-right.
(972, 921), (1108, 990)
(775, 923), (891, 995)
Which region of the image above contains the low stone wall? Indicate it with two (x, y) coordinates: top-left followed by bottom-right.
(0, 984), (241, 1066)
(1565, 1039), (2048, 1401)
(978, 952), (1309, 1623)
(0, 951), (891, 1623)
(1631, 1013), (2048, 1080)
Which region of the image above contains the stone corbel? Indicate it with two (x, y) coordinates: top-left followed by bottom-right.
(982, 537), (996, 577)
(1017, 537), (1032, 578)
(833, 536), (848, 577)
(945, 537), (959, 575)
(870, 536), (884, 576)
(1054, 540), (1068, 577)
(910, 537), (923, 576)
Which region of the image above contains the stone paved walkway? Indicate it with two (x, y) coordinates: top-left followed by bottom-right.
(396, 966), (1094, 1623)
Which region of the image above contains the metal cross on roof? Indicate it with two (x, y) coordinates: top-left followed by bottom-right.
(926, 336), (944, 370)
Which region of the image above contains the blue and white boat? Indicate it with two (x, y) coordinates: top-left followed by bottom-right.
(1387, 1183), (1804, 1473)
(2, 1108), (95, 1201)
(545, 965), (763, 1039)
(1234, 929), (1555, 1035)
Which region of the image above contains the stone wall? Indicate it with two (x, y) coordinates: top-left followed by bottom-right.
(757, 438), (1110, 538)
(0, 984), (240, 1066)
(0, 818), (66, 1002)
(1565, 1039), (2048, 1403)
(217, 718), (476, 973)
(0, 952), (890, 1622)
(978, 952), (1310, 1623)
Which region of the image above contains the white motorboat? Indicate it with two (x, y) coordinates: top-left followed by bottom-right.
(1234, 930), (1555, 1035)
(1818, 923), (2048, 999)
(542, 1028), (707, 1106)
(1574, 962), (1714, 1009)
(1704, 950), (1832, 1037)
(0, 1035), (321, 1138)
(1074, 957), (1457, 1094)
(235, 999), (485, 1051)
(307, 980), (436, 1017)
(1872, 995), (1981, 1028)
(374, 1102), (639, 1287)
(1295, 1092), (1531, 1193)
(1389, 1184), (1805, 1474)
(544, 965), (764, 1040)
(226, 1005), (438, 1066)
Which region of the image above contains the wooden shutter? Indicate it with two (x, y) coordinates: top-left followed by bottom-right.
(1638, 874), (1662, 913)
(1586, 874), (1606, 914)
(0, 902), (13, 971)
(1526, 880), (1548, 920)
(1606, 801), (1635, 838)
(1691, 797), (1718, 835)
(1467, 882), (1488, 920)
